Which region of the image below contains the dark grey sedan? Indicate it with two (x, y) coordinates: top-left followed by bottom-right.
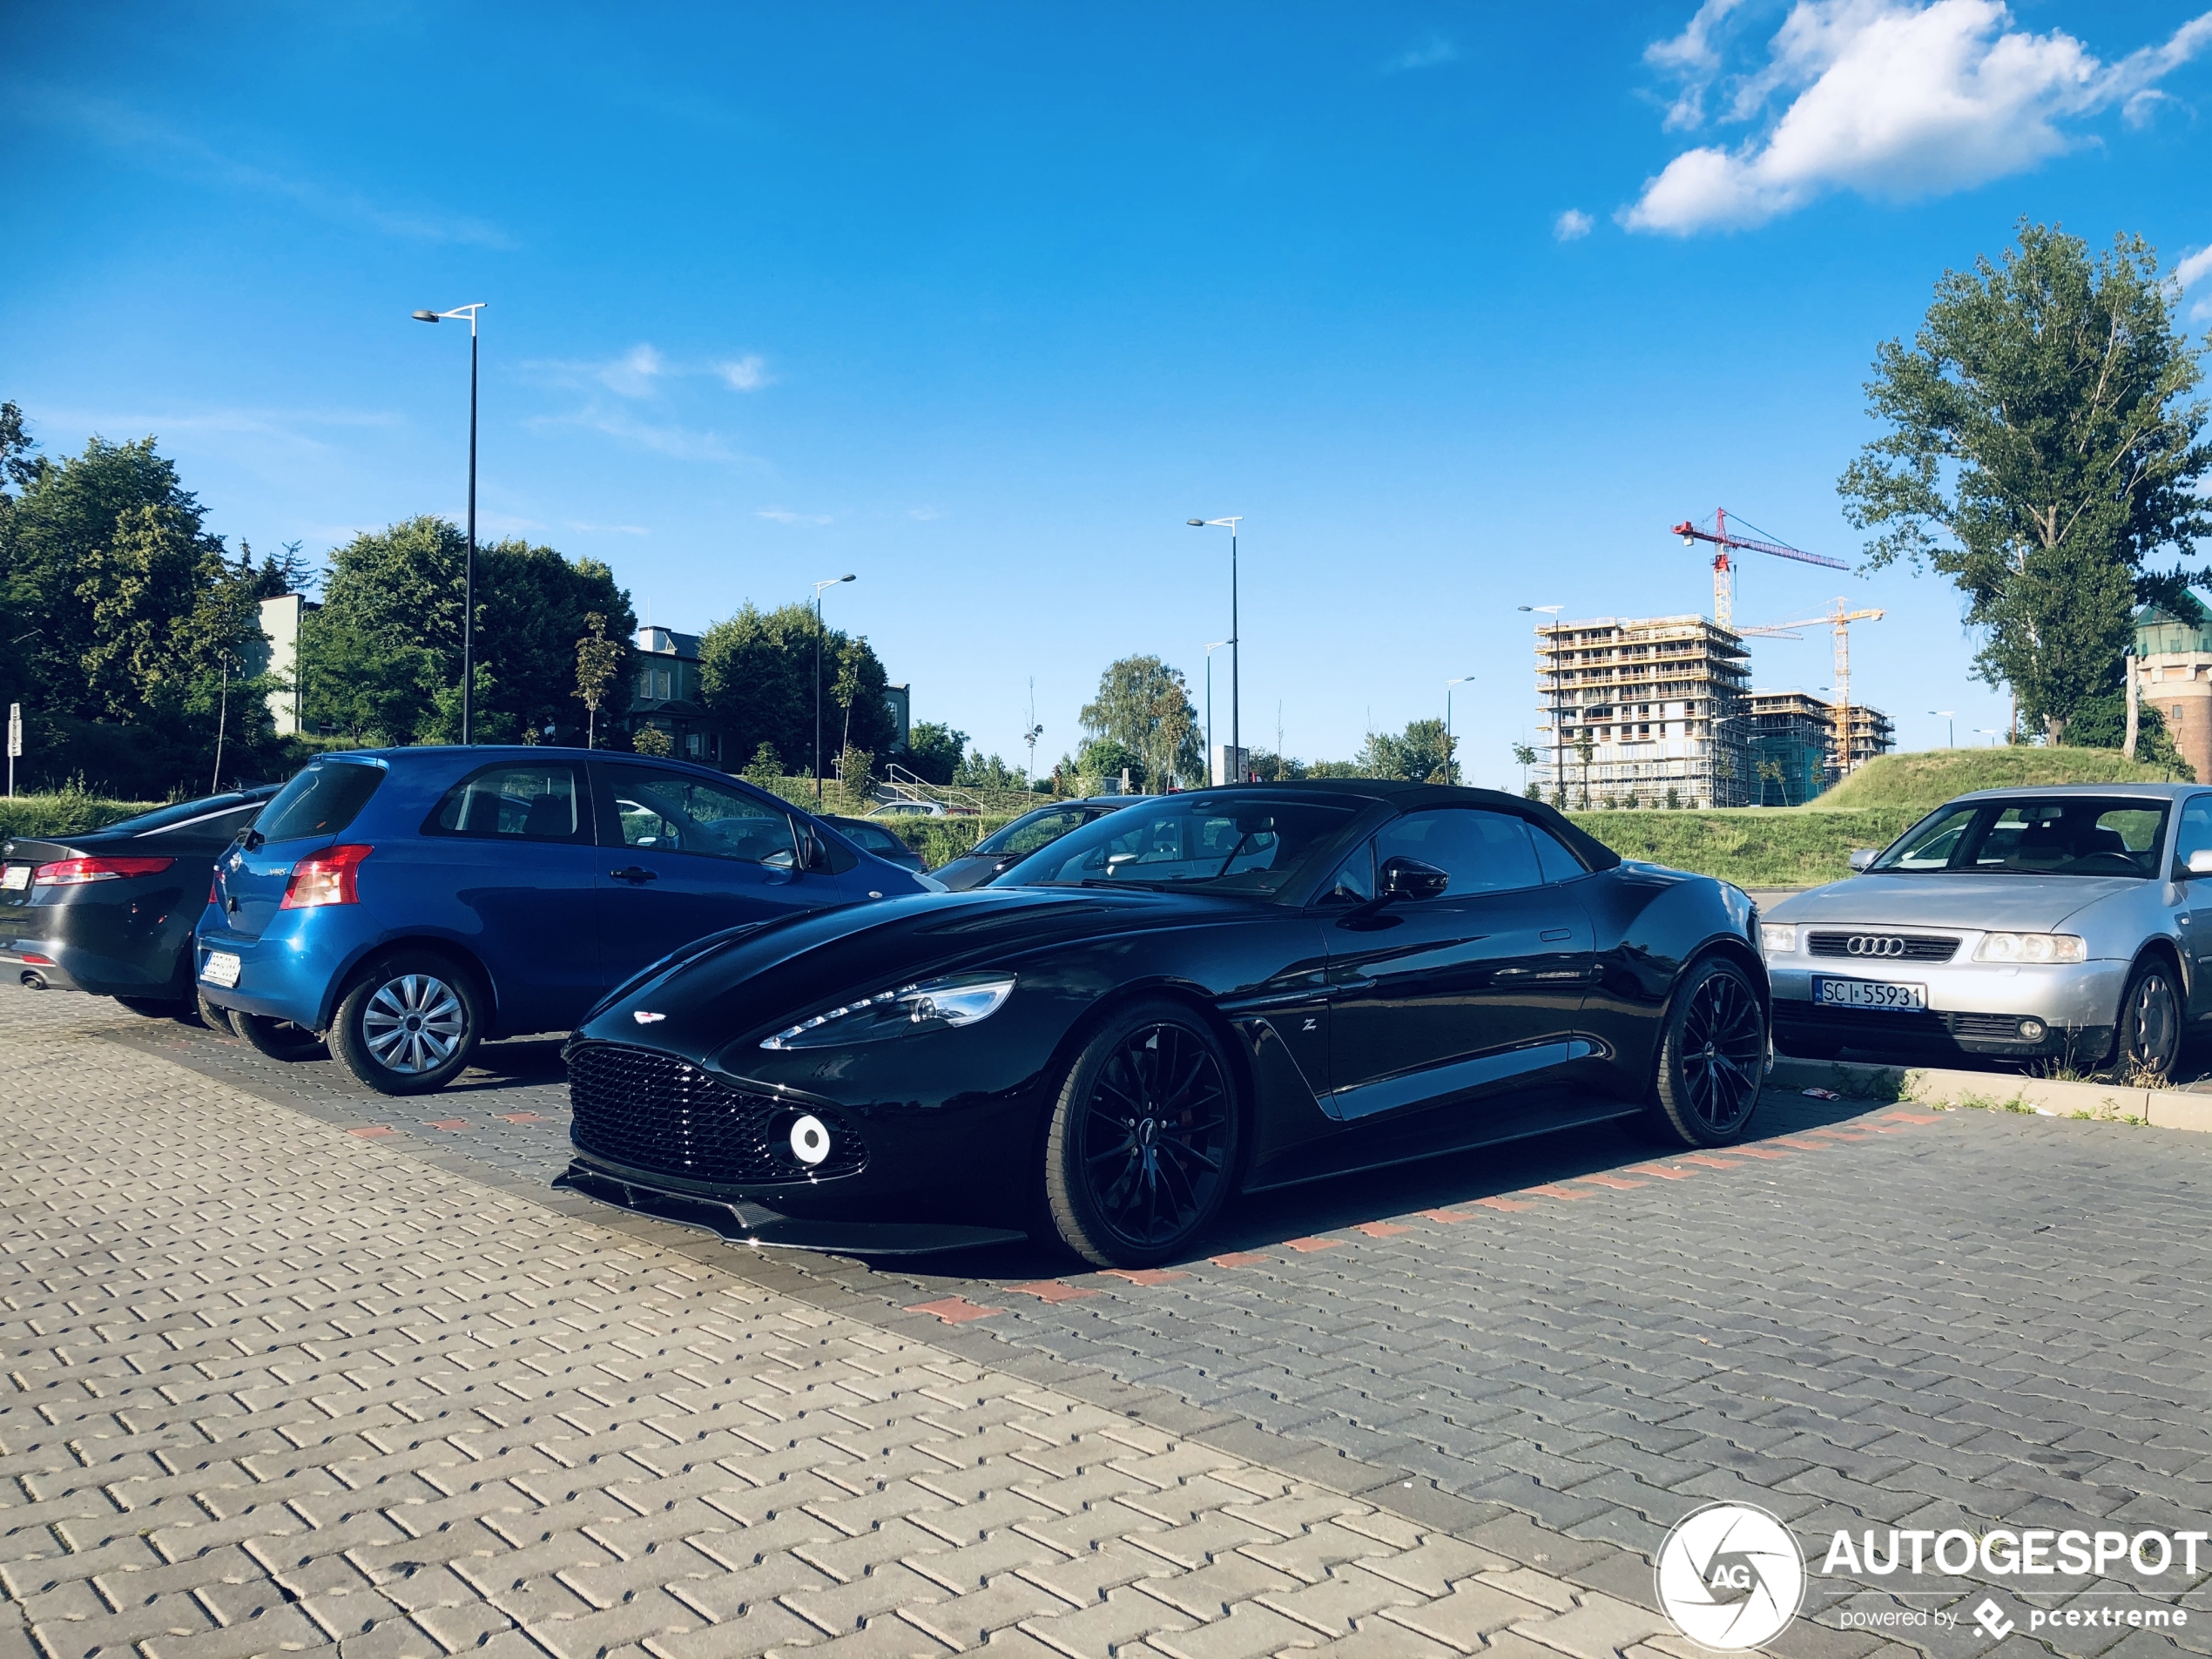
(930, 797), (1145, 890)
(824, 814), (927, 875)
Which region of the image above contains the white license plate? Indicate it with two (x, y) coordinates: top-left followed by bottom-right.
(1814, 975), (1927, 1011)
(1, 865), (28, 892)
(200, 950), (241, 988)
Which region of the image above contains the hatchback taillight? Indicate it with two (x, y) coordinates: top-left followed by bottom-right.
(281, 845), (372, 908)
(34, 856), (176, 886)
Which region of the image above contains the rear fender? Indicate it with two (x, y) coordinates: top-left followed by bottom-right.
(322, 934), (502, 1035)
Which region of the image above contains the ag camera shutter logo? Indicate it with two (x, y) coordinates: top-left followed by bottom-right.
(1656, 1502), (1806, 1650)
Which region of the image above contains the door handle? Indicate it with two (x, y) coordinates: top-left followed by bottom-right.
(1540, 927), (1573, 941)
(610, 866), (659, 883)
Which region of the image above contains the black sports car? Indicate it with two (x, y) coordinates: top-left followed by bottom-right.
(3, 786), (280, 1011)
(557, 781), (1770, 1267)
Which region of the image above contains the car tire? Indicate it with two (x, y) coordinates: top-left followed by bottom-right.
(2108, 955), (2182, 1082)
(1043, 1000), (1240, 1269)
(196, 990), (241, 1036)
(233, 1011), (327, 1062)
(1643, 954), (1767, 1148)
(328, 954), (483, 1096)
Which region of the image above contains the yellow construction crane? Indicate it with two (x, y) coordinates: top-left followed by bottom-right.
(1740, 598), (1886, 773)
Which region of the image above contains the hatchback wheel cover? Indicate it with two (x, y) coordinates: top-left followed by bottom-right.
(1681, 970), (1764, 1134)
(2126, 974), (2178, 1074)
(1080, 1024), (1229, 1248)
(361, 974), (466, 1074)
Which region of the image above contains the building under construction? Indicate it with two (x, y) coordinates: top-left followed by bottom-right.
(1744, 690), (1896, 806)
(1533, 615), (1753, 808)
(1534, 615), (1896, 808)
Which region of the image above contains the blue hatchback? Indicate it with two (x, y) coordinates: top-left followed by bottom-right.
(194, 746), (927, 1095)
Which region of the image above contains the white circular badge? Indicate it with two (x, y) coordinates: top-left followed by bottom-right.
(1654, 1502), (1804, 1651)
(788, 1115), (831, 1166)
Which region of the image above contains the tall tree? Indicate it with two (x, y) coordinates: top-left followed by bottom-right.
(1839, 222), (2212, 743)
(1357, 718), (1455, 783)
(1079, 656), (1202, 790)
(696, 602), (894, 774)
(302, 517), (634, 744)
(573, 611), (624, 747)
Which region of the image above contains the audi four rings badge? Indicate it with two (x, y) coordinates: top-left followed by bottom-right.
(1846, 935), (1908, 956)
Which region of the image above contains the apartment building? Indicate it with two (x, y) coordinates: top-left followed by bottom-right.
(1533, 614), (1752, 808)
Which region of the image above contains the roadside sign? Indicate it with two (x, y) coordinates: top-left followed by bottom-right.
(6, 704), (18, 758)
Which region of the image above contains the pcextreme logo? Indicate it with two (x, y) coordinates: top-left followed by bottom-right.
(1655, 1503), (1807, 1650)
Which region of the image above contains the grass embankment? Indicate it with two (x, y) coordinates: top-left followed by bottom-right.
(0, 793), (161, 840)
(1570, 745), (2184, 887)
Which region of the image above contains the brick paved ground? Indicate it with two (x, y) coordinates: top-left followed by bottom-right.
(6, 983), (2212, 1659)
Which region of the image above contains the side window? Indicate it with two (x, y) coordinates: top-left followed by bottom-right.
(1003, 809), (1085, 856)
(1528, 823), (1587, 883)
(2176, 795), (2212, 876)
(1374, 809), (1542, 896)
(610, 768), (798, 865)
(1318, 840), (1374, 906)
(428, 765), (585, 842)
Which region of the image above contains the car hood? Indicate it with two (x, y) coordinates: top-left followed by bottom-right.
(572, 884), (1262, 1059)
(1768, 873), (2143, 933)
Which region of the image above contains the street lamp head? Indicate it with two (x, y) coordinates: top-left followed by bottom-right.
(840, 573), (856, 583)
(411, 309), (441, 322)
(1187, 519), (1205, 527)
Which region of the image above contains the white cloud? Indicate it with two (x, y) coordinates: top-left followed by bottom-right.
(523, 403), (750, 463)
(757, 508), (833, 526)
(718, 355), (771, 391)
(1625, 1), (2212, 235)
(598, 345), (666, 398)
(2177, 246), (2212, 290)
(1385, 34), (1457, 72)
(1554, 209), (1595, 241)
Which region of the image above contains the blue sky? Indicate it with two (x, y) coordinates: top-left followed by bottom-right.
(6, 2), (2210, 784)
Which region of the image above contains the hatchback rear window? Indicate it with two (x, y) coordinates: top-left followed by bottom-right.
(255, 762), (385, 843)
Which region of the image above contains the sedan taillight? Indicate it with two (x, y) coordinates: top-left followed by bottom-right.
(33, 856), (176, 886)
(281, 845), (371, 908)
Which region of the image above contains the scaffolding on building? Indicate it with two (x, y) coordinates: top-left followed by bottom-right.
(1533, 615), (1752, 808)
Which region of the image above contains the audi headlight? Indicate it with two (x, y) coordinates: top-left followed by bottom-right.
(1760, 924), (1797, 955)
(1973, 933), (2087, 964)
(759, 972), (1016, 1049)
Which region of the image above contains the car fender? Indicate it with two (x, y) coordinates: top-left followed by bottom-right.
(317, 930), (502, 1035)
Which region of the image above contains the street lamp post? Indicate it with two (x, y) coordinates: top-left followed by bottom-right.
(1446, 677), (1475, 785)
(1930, 710), (1956, 748)
(1203, 641), (1228, 783)
(813, 574), (856, 805)
(411, 304), (486, 744)
(1188, 518), (1242, 779)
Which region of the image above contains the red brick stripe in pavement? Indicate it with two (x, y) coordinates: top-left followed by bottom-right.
(1284, 1236), (1345, 1252)
(1010, 1281), (1099, 1303)
(498, 1112), (546, 1123)
(1677, 1154), (1744, 1170)
(347, 1126), (395, 1137)
(1473, 1196), (1539, 1211)
(1575, 1174), (1646, 1190)
(1353, 1221), (1412, 1237)
(906, 1296), (1001, 1323)
(1416, 1208), (1474, 1223)
(1209, 1252), (1273, 1268)
(1103, 1268), (1188, 1285)
(1521, 1184), (1595, 1200)
(1728, 1144), (1791, 1159)
(1629, 1163), (1697, 1179)
(1885, 1110), (1940, 1123)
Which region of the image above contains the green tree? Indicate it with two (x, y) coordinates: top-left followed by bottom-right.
(697, 602), (894, 778)
(573, 611), (624, 748)
(1076, 737), (1140, 786)
(1079, 656), (1202, 789)
(631, 725), (673, 757)
(1357, 718), (1455, 783)
(302, 517), (634, 745)
(902, 720), (967, 785)
(742, 740), (783, 785)
(2065, 691), (2194, 778)
(1840, 222), (2212, 743)
(955, 750), (1027, 791)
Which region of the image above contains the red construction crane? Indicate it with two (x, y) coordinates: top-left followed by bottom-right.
(1672, 508), (1848, 629)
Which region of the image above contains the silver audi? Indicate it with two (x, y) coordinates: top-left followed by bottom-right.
(1762, 784), (2212, 1078)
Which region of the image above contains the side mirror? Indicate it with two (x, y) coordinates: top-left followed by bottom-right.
(801, 828), (836, 873)
(1379, 856), (1450, 902)
(1847, 848), (1877, 872)
(2187, 848), (2212, 877)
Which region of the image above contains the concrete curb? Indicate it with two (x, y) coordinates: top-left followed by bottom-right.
(1769, 1055), (2212, 1128)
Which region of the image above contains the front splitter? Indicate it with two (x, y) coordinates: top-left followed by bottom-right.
(552, 1160), (1028, 1256)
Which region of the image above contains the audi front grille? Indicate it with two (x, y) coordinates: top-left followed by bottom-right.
(1807, 931), (1960, 963)
(567, 1042), (867, 1185)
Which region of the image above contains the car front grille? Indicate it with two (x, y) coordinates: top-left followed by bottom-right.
(567, 1042), (866, 1185)
(1807, 931), (1960, 963)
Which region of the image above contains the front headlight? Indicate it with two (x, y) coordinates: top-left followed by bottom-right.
(1974, 933), (2087, 964)
(1760, 924), (1797, 955)
(759, 972), (1016, 1049)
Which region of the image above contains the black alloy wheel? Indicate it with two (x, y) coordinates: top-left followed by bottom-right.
(328, 952), (484, 1096)
(233, 1011), (327, 1062)
(2112, 958), (2182, 1082)
(1647, 955), (1767, 1147)
(1045, 1001), (1239, 1268)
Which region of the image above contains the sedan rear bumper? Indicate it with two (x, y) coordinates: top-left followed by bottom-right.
(554, 1157), (1027, 1254)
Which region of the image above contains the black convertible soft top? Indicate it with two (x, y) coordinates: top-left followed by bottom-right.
(1191, 778), (1623, 874)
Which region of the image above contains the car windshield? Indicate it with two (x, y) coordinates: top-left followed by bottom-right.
(974, 805), (1104, 858)
(997, 795), (1363, 896)
(1870, 797), (2169, 879)
(98, 790), (271, 836)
